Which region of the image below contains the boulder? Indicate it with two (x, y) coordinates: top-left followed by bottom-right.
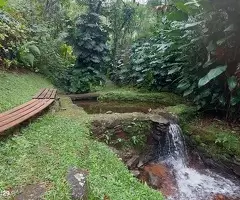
(67, 167), (88, 200)
(126, 155), (139, 169)
(130, 170), (140, 177)
(140, 163), (177, 197)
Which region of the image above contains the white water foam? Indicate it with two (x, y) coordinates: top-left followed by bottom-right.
(163, 124), (240, 200)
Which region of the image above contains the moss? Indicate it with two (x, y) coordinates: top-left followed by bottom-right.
(165, 104), (197, 123)
(98, 89), (184, 106)
(185, 121), (240, 160)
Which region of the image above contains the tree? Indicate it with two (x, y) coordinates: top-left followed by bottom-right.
(62, 0), (109, 93)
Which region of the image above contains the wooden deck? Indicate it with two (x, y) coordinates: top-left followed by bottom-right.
(0, 88), (57, 134)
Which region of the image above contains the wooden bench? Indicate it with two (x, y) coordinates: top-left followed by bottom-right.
(0, 88), (57, 134)
(32, 88), (57, 99)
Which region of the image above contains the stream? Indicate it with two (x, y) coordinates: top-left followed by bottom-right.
(161, 124), (240, 200)
(74, 100), (240, 200)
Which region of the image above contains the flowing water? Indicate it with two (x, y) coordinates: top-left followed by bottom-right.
(160, 124), (240, 200)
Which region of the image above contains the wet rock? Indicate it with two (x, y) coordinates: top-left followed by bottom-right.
(212, 194), (232, 200)
(137, 152), (155, 168)
(233, 165), (240, 176)
(130, 170), (140, 177)
(140, 163), (177, 197)
(151, 122), (169, 143)
(106, 111), (113, 114)
(67, 167), (88, 200)
(149, 115), (169, 124)
(15, 182), (48, 200)
(126, 155), (139, 169)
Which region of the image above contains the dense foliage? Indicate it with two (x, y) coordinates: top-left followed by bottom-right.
(60, 0), (109, 93)
(1, 0), (239, 120)
(110, 0), (240, 121)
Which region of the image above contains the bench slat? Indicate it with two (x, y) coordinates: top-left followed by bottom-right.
(0, 99), (54, 133)
(0, 99), (38, 118)
(38, 88), (49, 99)
(0, 99), (48, 126)
(45, 89), (53, 99)
(50, 89), (57, 99)
(32, 89), (45, 99)
(0, 100), (41, 122)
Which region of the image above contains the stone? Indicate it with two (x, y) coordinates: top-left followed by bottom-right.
(233, 165), (240, 177)
(126, 155), (139, 169)
(140, 163), (177, 197)
(67, 167), (88, 200)
(149, 115), (169, 124)
(106, 111), (113, 114)
(212, 194), (230, 200)
(15, 182), (48, 200)
(137, 153), (155, 168)
(130, 170), (140, 177)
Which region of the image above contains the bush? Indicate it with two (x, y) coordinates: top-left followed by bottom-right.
(111, 0), (240, 121)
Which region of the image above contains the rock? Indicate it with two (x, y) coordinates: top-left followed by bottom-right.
(140, 163), (177, 197)
(130, 170), (140, 177)
(15, 182), (48, 200)
(149, 115), (169, 124)
(212, 194), (231, 200)
(67, 167), (88, 200)
(151, 122), (169, 143)
(137, 153), (155, 168)
(233, 165), (240, 177)
(126, 155), (139, 169)
(106, 111), (113, 114)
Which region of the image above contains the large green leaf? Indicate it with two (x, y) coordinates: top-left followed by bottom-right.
(230, 96), (240, 106)
(167, 10), (188, 21)
(0, 0), (6, 8)
(29, 45), (41, 56)
(175, 2), (190, 13)
(185, 0), (200, 7)
(227, 76), (237, 91)
(198, 65), (227, 87)
(21, 53), (35, 67)
(224, 24), (234, 32)
(184, 21), (202, 29)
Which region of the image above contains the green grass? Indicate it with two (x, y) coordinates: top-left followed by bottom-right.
(0, 72), (163, 199)
(98, 88), (184, 106)
(0, 71), (52, 112)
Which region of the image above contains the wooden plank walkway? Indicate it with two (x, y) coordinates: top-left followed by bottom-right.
(0, 88), (57, 134)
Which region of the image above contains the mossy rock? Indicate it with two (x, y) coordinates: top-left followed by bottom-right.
(165, 104), (197, 123)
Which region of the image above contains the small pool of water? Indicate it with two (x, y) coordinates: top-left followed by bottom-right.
(73, 100), (161, 114)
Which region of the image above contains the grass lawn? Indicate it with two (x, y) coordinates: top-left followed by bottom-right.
(0, 72), (163, 199)
(0, 71), (52, 112)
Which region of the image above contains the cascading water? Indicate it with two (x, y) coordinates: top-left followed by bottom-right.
(159, 123), (240, 200)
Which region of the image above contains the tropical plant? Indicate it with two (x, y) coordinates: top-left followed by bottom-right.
(18, 41), (40, 67)
(111, 0), (240, 121)
(62, 0), (109, 93)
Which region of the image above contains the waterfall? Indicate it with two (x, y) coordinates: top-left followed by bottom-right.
(164, 124), (187, 166)
(158, 123), (240, 200)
